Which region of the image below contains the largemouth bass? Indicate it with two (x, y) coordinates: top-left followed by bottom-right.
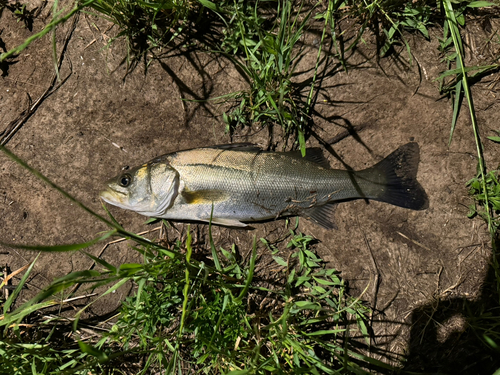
(100, 143), (428, 229)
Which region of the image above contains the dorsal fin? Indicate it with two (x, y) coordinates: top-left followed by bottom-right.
(284, 148), (331, 169)
(209, 143), (262, 152)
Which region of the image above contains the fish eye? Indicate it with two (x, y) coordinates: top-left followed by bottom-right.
(119, 174), (132, 187)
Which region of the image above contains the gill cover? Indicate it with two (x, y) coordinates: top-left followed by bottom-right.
(147, 162), (180, 216)
(101, 161), (179, 217)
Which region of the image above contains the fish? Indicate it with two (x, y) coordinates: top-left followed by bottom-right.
(100, 143), (428, 229)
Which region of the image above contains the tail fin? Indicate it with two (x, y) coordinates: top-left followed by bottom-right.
(358, 143), (429, 210)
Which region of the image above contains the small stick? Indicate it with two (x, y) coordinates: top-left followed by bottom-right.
(2, 265), (9, 302)
(0, 261), (32, 289)
(396, 231), (432, 252)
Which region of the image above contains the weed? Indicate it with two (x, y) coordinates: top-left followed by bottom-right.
(0, 0), (38, 30)
(0, 224), (386, 374)
(84, 0), (195, 62)
(378, 2), (432, 58)
(468, 168), (500, 234)
(218, 1), (314, 154)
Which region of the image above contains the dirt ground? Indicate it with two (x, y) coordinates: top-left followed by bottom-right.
(1, 2), (500, 373)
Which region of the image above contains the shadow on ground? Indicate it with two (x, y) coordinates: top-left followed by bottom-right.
(402, 239), (500, 374)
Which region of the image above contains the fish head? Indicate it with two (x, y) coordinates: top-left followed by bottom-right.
(100, 161), (179, 217)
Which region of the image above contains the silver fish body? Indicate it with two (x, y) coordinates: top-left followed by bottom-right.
(100, 143), (428, 229)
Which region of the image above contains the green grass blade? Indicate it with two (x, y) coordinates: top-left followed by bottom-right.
(442, 0), (492, 233)
(83, 251), (117, 273)
(436, 64), (498, 80)
(235, 236), (257, 303)
(1, 300), (58, 329)
(0, 144), (116, 228)
(0, 230), (116, 252)
(179, 225), (192, 336)
(73, 277), (129, 330)
(0, 145), (180, 257)
(208, 206), (222, 272)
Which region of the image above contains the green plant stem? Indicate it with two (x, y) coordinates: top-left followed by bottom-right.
(234, 236), (257, 303)
(179, 225), (193, 337)
(304, 0), (332, 126)
(442, 0), (491, 234)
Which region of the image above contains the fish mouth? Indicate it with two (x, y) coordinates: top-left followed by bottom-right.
(100, 189), (126, 205)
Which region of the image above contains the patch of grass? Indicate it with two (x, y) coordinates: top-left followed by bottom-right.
(468, 168), (500, 234)
(1, 224), (387, 373)
(218, 1), (315, 154)
(436, 0), (499, 145)
(436, 0), (500, 364)
(83, 0), (196, 64)
(339, 0), (433, 59)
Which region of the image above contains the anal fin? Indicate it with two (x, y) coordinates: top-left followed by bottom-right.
(302, 203), (338, 230)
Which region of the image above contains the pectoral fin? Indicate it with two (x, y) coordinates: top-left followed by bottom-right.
(181, 189), (228, 205)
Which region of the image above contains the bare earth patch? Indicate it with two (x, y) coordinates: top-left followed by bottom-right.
(1, 4), (500, 373)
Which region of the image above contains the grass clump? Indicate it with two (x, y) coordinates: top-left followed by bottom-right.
(338, 0), (434, 58)
(468, 167), (500, 235)
(1, 224), (384, 374)
(83, 0), (199, 60)
(219, 1), (314, 154)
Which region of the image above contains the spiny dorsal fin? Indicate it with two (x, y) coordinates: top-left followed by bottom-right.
(301, 203), (338, 230)
(209, 143), (262, 152)
(284, 148), (331, 169)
